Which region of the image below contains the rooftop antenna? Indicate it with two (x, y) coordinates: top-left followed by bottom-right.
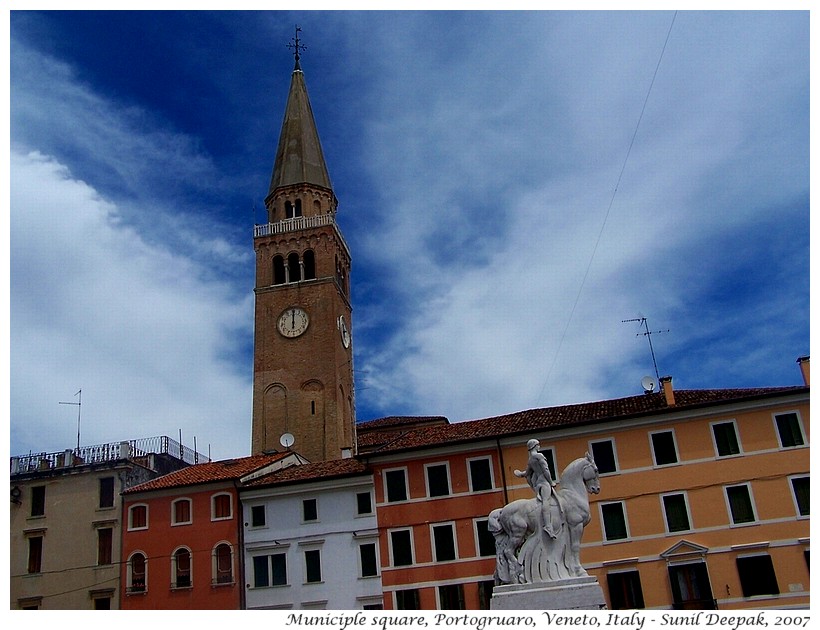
(287, 25), (307, 71)
(622, 317), (669, 382)
(59, 389), (82, 453)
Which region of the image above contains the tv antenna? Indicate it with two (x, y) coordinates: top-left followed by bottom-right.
(59, 388), (82, 452)
(622, 317), (669, 382)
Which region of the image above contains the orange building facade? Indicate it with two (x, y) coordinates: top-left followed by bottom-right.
(364, 361), (809, 611)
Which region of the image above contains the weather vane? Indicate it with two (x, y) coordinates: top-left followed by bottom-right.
(287, 25), (307, 70)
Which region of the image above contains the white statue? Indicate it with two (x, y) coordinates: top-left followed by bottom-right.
(489, 444), (600, 585)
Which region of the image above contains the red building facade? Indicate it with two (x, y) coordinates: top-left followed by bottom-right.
(120, 453), (298, 609)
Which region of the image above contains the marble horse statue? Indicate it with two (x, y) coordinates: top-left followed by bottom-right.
(488, 443), (600, 585)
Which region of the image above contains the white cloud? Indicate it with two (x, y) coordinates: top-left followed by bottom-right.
(10, 150), (252, 460)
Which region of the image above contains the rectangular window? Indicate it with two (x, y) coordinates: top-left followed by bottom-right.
(775, 412), (805, 448)
(303, 498), (318, 522)
(438, 584), (465, 610)
(601, 502), (629, 541)
(589, 439), (617, 474)
(432, 523), (457, 562)
(726, 484), (756, 524)
(390, 529), (414, 567)
(304, 549), (322, 583)
(385, 469), (408, 502)
(99, 477), (115, 508)
(253, 553), (288, 588)
(650, 430), (678, 466)
(468, 457), (493, 492)
(395, 589), (420, 610)
(213, 494), (231, 519)
(425, 463), (451, 497)
(360, 542), (378, 578)
(712, 421), (741, 456)
(475, 519), (496, 557)
(662, 493), (691, 532)
(668, 562), (716, 609)
(356, 491), (373, 515)
(478, 580), (495, 610)
(251, 505), (266, 527)
(31, 486), (45, 517)
(27, 536), (43, 574)
(129, 504), (147, 530)
(253, 555), (269, 588)
(607, 570), (645, 609)
(791, 476), (810, 516)
(93, 597), (111, 610)
(272, 553), (287, 586)
(540, 448), (558, 480)
(97, 528), (113, 565)
(736, 555), (779, 597)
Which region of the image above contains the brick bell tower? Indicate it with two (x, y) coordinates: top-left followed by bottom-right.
(251, 34), (355, 461)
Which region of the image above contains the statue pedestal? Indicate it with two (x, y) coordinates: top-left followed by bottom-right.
(490, 576), (606, 610)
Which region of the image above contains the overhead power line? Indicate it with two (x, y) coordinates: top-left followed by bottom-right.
(536, 12), (678, 405)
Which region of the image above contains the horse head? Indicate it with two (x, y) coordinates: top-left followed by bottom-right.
(582, 451), (600, 495)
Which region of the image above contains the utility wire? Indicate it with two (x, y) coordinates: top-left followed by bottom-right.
(537, 12), (678, 405)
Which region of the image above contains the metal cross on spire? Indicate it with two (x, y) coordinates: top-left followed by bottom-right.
(287, 25), (307, 71)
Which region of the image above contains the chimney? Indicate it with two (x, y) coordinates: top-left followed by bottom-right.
(797, 356), (810, 387)
(660, 376), (676, 407)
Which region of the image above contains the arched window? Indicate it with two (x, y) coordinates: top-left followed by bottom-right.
(273, 255), (286, 285)
(211, 493), (233, 520)
(172, 547), (192, 588)
(288, 253), (301, 283)
(128, 552), (147, 593)
(303, 250), (316, 280)
(285, 201), (295, 219)
(171, 498), (192, 525)
(294, 199), (302, 217)
(128, 504), (148, 531)
(213, 543), (234, 585)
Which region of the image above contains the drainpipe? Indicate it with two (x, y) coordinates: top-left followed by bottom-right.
(235, 480), (246, 610)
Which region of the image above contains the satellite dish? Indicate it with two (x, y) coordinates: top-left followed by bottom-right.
(641, 375), (657, 394)
(279, 433), (295, 449)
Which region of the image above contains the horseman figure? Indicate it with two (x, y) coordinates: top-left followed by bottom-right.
(489, 442), (600, 585)
(513, 439), (562, 539)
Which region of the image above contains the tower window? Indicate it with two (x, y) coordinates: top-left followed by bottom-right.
(285, 201), (295, 219)
(288, 253), (301, 282)
(273, 255), (286, 285)
(303, 250), (316, 280)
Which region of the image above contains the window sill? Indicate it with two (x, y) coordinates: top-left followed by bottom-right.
(211, 580), (236, 588)
(171, 585), (193, 591)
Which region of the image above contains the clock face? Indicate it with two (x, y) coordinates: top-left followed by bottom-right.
(277, 307), (309, 338)
(339, 315), (351, 348)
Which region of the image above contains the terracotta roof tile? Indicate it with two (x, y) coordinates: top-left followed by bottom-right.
(363, 387), (806, 454)
(242, 458), (368, 488)
(124, 452), (290, 493)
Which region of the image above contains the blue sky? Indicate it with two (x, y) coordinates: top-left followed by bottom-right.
(9, 10), (810, 460)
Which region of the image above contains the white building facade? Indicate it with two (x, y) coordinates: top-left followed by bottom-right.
(241, 460), (383, 610)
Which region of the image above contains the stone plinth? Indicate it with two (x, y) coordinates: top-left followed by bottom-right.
(490, 576), (606, 610)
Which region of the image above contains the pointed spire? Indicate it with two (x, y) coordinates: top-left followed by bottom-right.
(268, 28), (333, 196)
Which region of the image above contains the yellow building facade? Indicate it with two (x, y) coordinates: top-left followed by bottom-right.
(363, 359), (809, 610)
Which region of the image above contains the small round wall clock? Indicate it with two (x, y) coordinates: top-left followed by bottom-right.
(278, 307), (309, 338)
(339, 315), (351, 348)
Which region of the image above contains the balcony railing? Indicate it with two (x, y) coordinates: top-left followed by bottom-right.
(10, 435), (209, 474)
(254, 215), (350, 256)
